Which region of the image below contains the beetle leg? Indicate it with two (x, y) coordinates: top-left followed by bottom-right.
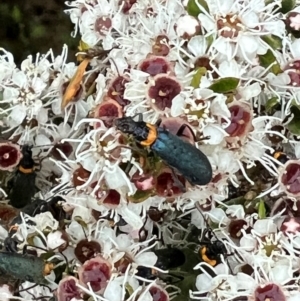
(138, 216), (149, 242)
(22, 244), (28, 255)
(124, 161), (134, 175)
(133, 113), (143, 122)
(7, 177), (14, 192)
(176, 124), (197, 141)
(34, 151), (48, 172)
(170, 168), (186, 193)
(24, 290), (55, 301)
(198, 228), (211, 242)
(155, 118), (162, 127)
(4, 236), (19, 253)
(198, 240), (215, 246)
(17, 283), (54, 297)
(5, 222), (21, 253)
(198, 135), (211, 142)
(159, 272), (184, 284)
(177, 124), (211, 143)
(0, 266), (6, 276)
(17, 283), (39, 294)
(31, 199), (49, 216)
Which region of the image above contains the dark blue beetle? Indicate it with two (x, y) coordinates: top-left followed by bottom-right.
(0, 251), (54, 284)
(115, 114), (212, 186)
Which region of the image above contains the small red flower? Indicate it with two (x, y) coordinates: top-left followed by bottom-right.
(78, 256), (112, 292)
(0, 143), (21, 171)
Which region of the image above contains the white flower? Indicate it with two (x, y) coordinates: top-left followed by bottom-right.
(0, 285), (13, 301)
(0, 48), (16, 83)
(47, 230), (67, 250)
(199, 0), (283, 63)
(32, 211), (59, 230)
(20, 282), (54, 300)
(79, 0), (124, 48)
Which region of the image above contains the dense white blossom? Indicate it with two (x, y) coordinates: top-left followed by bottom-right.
(1, 0), (300, 300)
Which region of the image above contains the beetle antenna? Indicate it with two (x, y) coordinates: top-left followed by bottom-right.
(17, 283), (52, 294)
(33, 296), (54, 301)
(80, 224), (88, 240)
(170, 168), (186, 193)
(26, 244), (69, 268)
(109, 58), (121, 77)
(138, 216), (149, 242)
(195, 202), (219, 241)
(17, 285), (38, 296)
(32, 194), (66, 216)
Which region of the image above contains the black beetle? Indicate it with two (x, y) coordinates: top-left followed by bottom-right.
(5, 196), (67, 252)
(8, 144), (37, 208)
(195, 202), (229, 269)
(198, 234), (227, 267)
(272, 150), (289, 164)
(136, 247), (185, 282)
(115, 114), (212, 186)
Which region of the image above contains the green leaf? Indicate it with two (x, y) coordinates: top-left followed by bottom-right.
(258, 50), (282, 75)
(191, 67), (206, 88)
(128, 189), (154, 203)
(258, 199), (266, 219)
(286, 106), (300, 135)
(186, 0), (209, 16)
(265, 96), (279, 112)
(264, 0), (295, 13)
(261, 35), (282, 50)
(78, 39), (90, 52)
(173, 274), (197, 301)
(219, 196), (245, 207)
(209, 77), (239, 93)
(125, 283), (134, 296)
(73, 217), (88, 228)
(12, 6), (21, 22)
(205, 34), (214, 47)
(280, 0), (296, 13)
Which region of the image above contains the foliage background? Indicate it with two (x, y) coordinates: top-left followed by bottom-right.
(0, 0), (79, 66)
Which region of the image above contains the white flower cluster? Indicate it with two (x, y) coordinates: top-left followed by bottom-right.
(1, 0), (300, 300)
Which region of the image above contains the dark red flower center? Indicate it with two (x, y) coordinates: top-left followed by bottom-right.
(254, 283), (285, 301)
(281, 162), (300, 194)
(148, 75), (181, 111)
(225, 105), (252, 137)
